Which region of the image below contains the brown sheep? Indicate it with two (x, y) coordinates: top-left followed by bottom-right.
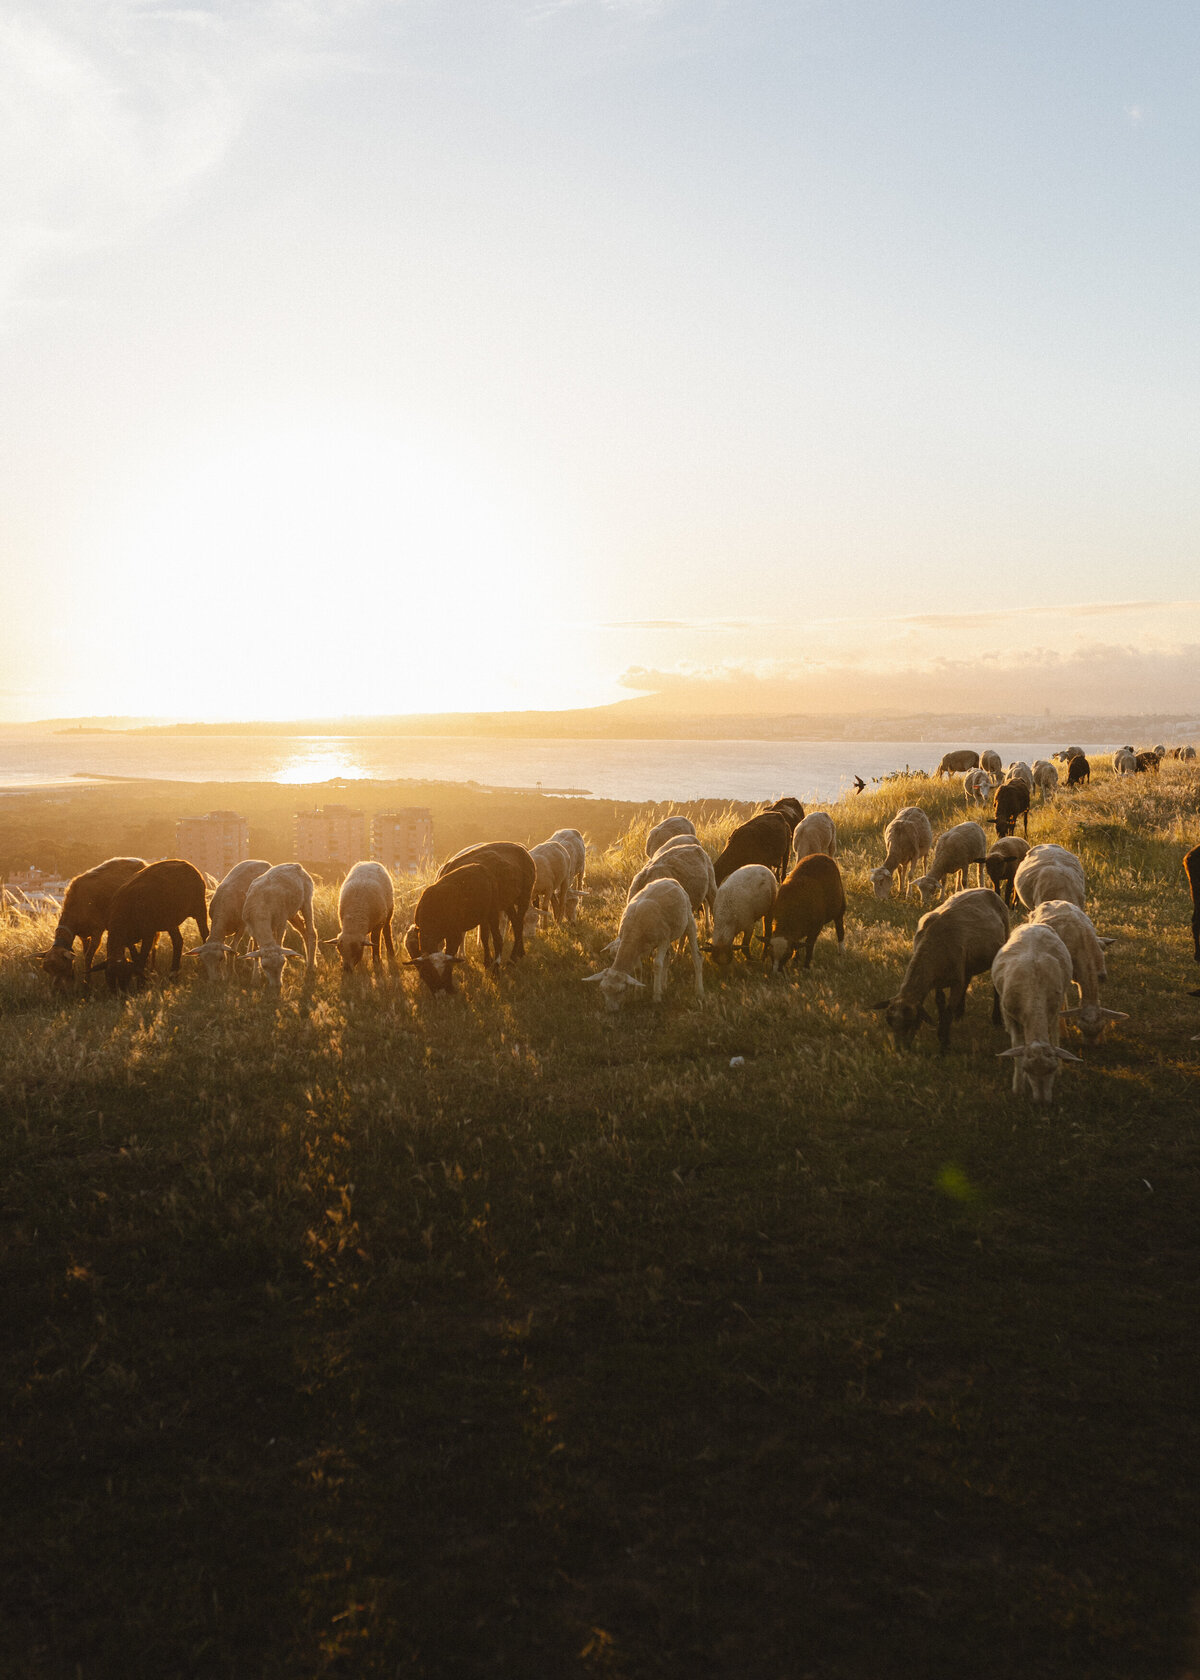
(934, 749), (981, 778)
(1066, 754), (1090, 788)
(405, 863), (504, 992)
(984, 837), (1030, 907)
(435, 842), (536, 960)
(872, 888), (1010, 1052)
(714, 800), (804, 887)
(764, 854), (845, 970)
(994, 779), (1030, 838)
(104, 860), (210, 992)
(39, 856), (146, 988)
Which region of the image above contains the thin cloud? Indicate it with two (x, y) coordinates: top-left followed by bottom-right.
(602, 618), (759, 630)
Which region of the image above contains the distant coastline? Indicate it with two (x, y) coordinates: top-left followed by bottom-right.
(34, 704), (1200, 745)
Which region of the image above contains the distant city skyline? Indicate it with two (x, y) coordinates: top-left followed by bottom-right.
(4, 3), (1200, 720)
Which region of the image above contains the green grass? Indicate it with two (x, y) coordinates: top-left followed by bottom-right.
(2, 766), (1200, 1678)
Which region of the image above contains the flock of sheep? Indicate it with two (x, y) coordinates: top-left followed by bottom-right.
(27, 746), (1200, 1108)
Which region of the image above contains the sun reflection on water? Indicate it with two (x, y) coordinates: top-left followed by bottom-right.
(275, 744), (369, 785)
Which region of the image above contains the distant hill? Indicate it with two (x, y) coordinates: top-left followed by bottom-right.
(31, 703), (1199, 743)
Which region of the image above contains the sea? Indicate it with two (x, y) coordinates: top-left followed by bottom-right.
(0, 731), (1119, 806)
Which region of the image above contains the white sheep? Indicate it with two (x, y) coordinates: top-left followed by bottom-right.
(547, 828), (587, 888)
(980, 749), (1003, 777)
(706, 864), (778, 967)
(645, 815), (696, 858)
(1005, 761), (1035, 790)
(1031, 759), (1059, 801)
(791, 811), (837, 861)
(627, 841), (717, 930)
(1028, 899), (1126, 1044)
(1014, 844), (1086, 913)
(525, 840), (572, 932)
(583, 878), (703, 1011)
(187, 858), (270, 980)
(911, 821), (989, 906)
(240, 862), (318, 993)
(992, 923), (1082, 1103)
(868, 806), (934, 899)
(1114, 748), (1137, 775)
(325, 861), (395, 972)
(963, 767), (993, 806)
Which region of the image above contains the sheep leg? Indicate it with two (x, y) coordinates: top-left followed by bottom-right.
(834, 912), (845, 955)
(991, 987), (1003, 1026)
(370, 927), (382, 969)
(380, 918), (397, 969)
(652, 943), (669, 1002)
(803, 932), (818, 968)
(687, 919), (704, 999)
(167, 925), (183, 975)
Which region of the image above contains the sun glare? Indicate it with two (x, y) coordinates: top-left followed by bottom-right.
(79, 425), (560, 719)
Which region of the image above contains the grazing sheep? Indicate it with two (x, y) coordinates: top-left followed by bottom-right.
(706, 864), (777, 967)
(1014, 844), (1086, 913)
(583, 878), (703, 1012)
(714, 809), (796, 886)
(1031, 760), (1059, 801)
(935, 749), (981, 778)
(872, 887), (1010, 1051)
(437, 842), (536, 960)
(240, 862), (318, 994)
(911, 821), (989, 906)
(39, 856), (146, 988)
(1180, 745), (1197, 761)
(1135, 750), (1161, 774)
(1005, 761), (1034, 790)
(766, 854), (846, 971)
(1028, 900), (1126, 1044)
(993, 779), (1030, 838)
(105, 860), (210, 993)
(547, 828), (587, 889)
(1053, 746), (1085, 763)
(528, 840), (572, 927)
(984, 837), (1031, 906)
(992, 923), (1081, 1103)
(645, 815), (696, 858)
(1066, 754), (1091, 788)
(963, 767), (993, 806)
(406, 864), (503, 992)
(187, 859), (271, 981)
(868, 806), (934, 899)
(325, 861), (396, 972)
(980, 750), (1003, 777)
(1185, 845), (1200, 962)
(627, 841), (717, 930)
(1115, 748), (1137, 775)
(791, 811), (837, 861)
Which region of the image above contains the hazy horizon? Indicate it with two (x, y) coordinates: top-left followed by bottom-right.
(5, 4), (1200, 722)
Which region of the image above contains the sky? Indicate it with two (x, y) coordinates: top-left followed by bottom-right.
(3, 0), (1200, 722)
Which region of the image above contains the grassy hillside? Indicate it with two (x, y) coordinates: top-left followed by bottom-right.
(2, 764), (1199, 1678)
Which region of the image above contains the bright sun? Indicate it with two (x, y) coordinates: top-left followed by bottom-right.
(80, 425), (558, 719)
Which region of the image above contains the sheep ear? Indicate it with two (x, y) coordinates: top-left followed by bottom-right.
(320, 937), (340, 947)
(1055, 1047), (1084, 1063)
(996, 1048), (1018, 1059)
(869, 999), (893, 1011)
(1097, 937), (1116, 949)
(625, 975), (647, 988)
(582, 971), (610, 983)
(603, 939), (619, 955)
(1099, 1007), (1129, 1021)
